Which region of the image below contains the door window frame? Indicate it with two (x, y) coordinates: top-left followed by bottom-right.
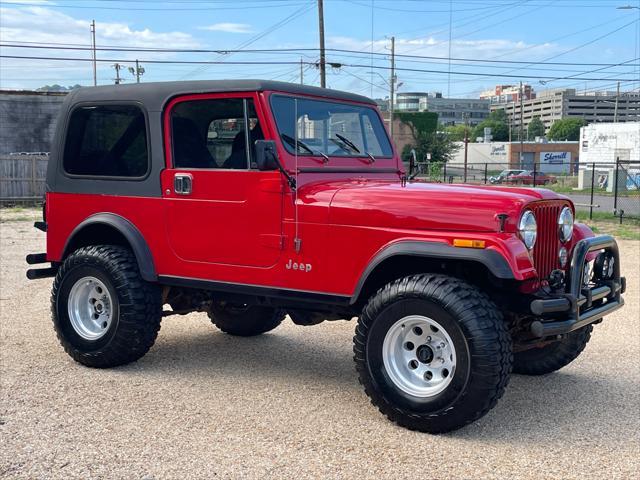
(163, 92), (267, 171)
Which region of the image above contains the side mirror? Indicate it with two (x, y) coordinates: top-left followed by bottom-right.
(254, 139), (296, 190)
(255, 140), (279, 171)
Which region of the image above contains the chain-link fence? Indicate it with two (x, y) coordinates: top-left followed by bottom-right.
(2, 154), (639, 224)
(415, 158), (640, 223)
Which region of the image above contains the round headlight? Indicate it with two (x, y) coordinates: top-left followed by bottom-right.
(558, 206), (573, 242)
(518, 210), (537, 250)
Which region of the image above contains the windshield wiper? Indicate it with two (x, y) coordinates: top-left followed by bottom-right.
(334, 133), (361, 153)
(281, 134), (329, 163)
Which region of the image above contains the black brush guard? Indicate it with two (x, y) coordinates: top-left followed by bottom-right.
(529, 235), (625, 338)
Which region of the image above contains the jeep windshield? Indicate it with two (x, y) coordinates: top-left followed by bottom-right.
(270, 95), (393, 159)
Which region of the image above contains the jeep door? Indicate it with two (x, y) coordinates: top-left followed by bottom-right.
(161, 93), (283, 268)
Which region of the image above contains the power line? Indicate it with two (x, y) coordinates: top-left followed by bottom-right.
(0, 1), (309, 10)
(2, 54), (635, 81)
(489, 14), (629, 60)
(2, 42), (637, 67)
(451, 17), (640, 83)
(181, 2), (315, 79)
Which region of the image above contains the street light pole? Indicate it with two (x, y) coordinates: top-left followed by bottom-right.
(389, 36), (395, 139)
(519, 81), (524, 168)
(614, 81), (620, 122)
(463, 112), (469, 183)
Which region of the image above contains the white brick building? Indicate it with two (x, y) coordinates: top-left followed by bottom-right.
(579, 122), (640, 165)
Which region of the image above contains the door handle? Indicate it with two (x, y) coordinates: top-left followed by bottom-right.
(174, 173), (193, 195)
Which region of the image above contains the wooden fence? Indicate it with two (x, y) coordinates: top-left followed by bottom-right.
(0, 155), (48, 205)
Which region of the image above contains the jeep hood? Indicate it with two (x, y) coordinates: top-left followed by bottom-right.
(311, 180), (568, 233)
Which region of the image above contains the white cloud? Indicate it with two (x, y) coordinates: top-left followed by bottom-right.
(199, 23), (253, 34)
(325, 35), (563, 97)
(327, 35), (559, 63)
(0, 6), (199, 49)
(0, 5), (200, 89)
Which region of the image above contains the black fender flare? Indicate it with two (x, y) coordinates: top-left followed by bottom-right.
(350, 241), (515, 304)
(62, 213), (157, 282)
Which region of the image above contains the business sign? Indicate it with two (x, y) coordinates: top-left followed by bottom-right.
(490, 145), (507, 157)
(540, 151), (571, 164)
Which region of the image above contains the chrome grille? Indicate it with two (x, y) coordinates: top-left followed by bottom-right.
(530, 202), (564, 280)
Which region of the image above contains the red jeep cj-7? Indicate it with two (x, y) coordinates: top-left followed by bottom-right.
(27, 80), (625, 433)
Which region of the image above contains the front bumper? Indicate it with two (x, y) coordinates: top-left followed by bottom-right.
(528, 235), (625, 338)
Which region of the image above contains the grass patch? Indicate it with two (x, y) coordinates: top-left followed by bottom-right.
(0, 207), (40, 223)
(0, 215), (32, 223)
(575, 212), (640, 240)
(1, 206), (26, 213)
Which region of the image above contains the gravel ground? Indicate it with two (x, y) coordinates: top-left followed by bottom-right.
(1, 217), (639, 479)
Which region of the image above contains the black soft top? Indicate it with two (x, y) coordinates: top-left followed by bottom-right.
(64, 79), (376, 111)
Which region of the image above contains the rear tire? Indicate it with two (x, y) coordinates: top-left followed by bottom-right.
(354, 274), (512, 433)
(51, 245), (162, 368)
(513, 325), (593, 375)
(208, 302), (285, 337)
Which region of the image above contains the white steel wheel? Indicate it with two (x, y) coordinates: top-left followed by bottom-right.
(382, 315), (456, 397)
(67, 276), (114, 341)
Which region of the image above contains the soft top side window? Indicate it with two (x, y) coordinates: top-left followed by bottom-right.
(63, 104), (149, 178)
(170, 97), (263, 170)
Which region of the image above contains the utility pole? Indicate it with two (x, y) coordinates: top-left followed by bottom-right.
(519, 81), (524, 168)
(300, 58), (304, 85)
(317, 0), (326, 88)
(91, 20), (97, 86)
(112, 63), (123, 85)
(128, 60), (145, 83)
(614, 81), (620, 122)
(389, 36), (395, 139)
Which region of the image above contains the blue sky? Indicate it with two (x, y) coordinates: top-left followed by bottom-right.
(1, 0), (639, 98)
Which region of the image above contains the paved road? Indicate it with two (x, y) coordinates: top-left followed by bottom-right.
(564, 193), (640, 217)
(1, 216), (639, 479)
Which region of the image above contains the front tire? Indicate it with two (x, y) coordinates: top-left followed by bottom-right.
(354, 274), (512, 433)
(513, 325), (592, 375)
(51, 245), (162, 368)
(208, 302), (285, 336)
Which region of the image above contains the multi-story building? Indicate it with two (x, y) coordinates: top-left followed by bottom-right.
(395, 92), (490, 126)
(480, 84), (535, 105)
(395, 92), (427, 112)
(496, 88), (640, 134)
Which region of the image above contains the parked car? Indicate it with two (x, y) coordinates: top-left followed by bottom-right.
(26, 80), (625, 434)
(506, 170), (557, 185)
(489, 169), (526, 184)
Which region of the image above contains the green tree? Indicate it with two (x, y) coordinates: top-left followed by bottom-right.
(37, 84), (82, 92)
(396, 112), (459, 164)
(401, 131), (461, 164)
(443, 124), (468, 141)
(527, 116), (545, 139)
(547, 118), (587, 141)
(471, 108), (509, 141)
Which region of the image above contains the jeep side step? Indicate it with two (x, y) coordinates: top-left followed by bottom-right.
(26, 253), (57, 279)
(26, 253), (47, 265)
(26, 267), (57, 280)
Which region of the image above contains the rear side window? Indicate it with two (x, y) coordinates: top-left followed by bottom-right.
(63, 105), (149, 177)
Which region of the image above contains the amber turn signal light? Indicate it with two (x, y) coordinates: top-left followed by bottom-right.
(453, 239), (486, 249)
